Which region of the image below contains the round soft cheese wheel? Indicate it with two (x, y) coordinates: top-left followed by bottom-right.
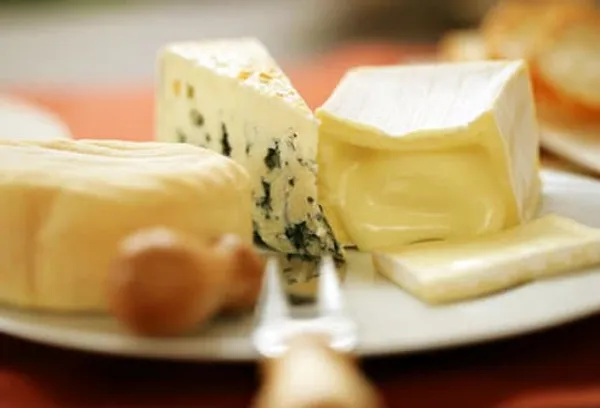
(0, 138), (253, 312)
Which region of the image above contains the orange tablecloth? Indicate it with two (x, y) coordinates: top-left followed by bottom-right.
(3, 42), (600, 408)
(8, 43), (430, 142)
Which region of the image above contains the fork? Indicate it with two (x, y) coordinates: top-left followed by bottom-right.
(251, 256), (384, 408)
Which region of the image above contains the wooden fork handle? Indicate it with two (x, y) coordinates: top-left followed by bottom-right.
(252, 334), (385, 408)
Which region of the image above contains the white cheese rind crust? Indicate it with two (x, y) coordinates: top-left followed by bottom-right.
(155, 38), (343, 263)
(316, 60), (541, 249)
(0, 139), (252, 312)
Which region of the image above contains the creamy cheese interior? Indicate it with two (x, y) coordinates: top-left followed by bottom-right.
(318, 136), (509, 250)
(316, 61), (541, 251)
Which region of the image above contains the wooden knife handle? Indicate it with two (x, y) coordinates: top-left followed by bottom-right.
(252, 334), (385, 408)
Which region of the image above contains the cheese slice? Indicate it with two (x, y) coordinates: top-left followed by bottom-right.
(155, 38), (343, 267)
(316, 60), (541, 250)
(373, 215), (600, 304)
(0, 138), (252, 312)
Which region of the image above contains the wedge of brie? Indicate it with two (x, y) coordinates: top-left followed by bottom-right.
(316, 60), (541, 250)
(0, 139), (252, 312)
(373, 215), (600, 304)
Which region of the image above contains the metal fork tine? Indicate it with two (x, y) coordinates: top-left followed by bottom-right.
(253, 255), (380, 407)
(317, 256), (345, 317)
(255, 257), (290, 327)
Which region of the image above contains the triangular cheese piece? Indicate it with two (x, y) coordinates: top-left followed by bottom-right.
(156, 38), (343, 263)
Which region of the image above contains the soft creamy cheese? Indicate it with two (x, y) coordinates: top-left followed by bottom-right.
(373, 215), (600, 304)
(316, 60), (541, 250)
(156, 38), (343, 267)
(0, 139), (252, 311)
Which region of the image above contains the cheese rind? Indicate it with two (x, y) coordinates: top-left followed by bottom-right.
(316, 60), (541, 250)
(155, 38), (343, 266)
(0, 139), (252, 312)
(373, 215), (600, 304)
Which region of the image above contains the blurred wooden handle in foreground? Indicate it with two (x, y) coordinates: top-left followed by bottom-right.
(254, 334), (384, 408)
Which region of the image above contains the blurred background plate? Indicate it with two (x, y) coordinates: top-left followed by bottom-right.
(541, 122), (600, 177)
(0, 95), (71, 140)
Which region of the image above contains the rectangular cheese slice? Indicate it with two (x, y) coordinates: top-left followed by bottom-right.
(373, 215), (600, 304)
(0, 139), (252, 312)
(155, 38), (343, 266)
(316, 60), (541, 250)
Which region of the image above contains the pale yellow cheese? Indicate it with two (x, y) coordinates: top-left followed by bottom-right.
(0, 139), (252, 312)
(316, 60), (541, 250)
(373, 215), (600, 304)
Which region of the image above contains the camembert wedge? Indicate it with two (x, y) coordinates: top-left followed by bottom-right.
(373, 215), (600, 304)
(316, 60), (541, 250)
(0, 139), (252, 312)
(155, 38), (343, 265)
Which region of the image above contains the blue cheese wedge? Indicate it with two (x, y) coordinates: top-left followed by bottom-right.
(373, 215), (600, 304)
(316, 60), (541, 251)
(155, 38), (343, 268)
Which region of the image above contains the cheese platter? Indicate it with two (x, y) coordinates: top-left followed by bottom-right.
(1, 0), (600, 364)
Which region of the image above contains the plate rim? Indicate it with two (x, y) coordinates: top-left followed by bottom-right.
(540, 122), (600, 175)
(0, 168), (599, 362)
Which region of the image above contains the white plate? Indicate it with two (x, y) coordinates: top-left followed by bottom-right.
(0, 169), (599, 361)
(541, 121), (600, 175)
(0, 95), (71, 140)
